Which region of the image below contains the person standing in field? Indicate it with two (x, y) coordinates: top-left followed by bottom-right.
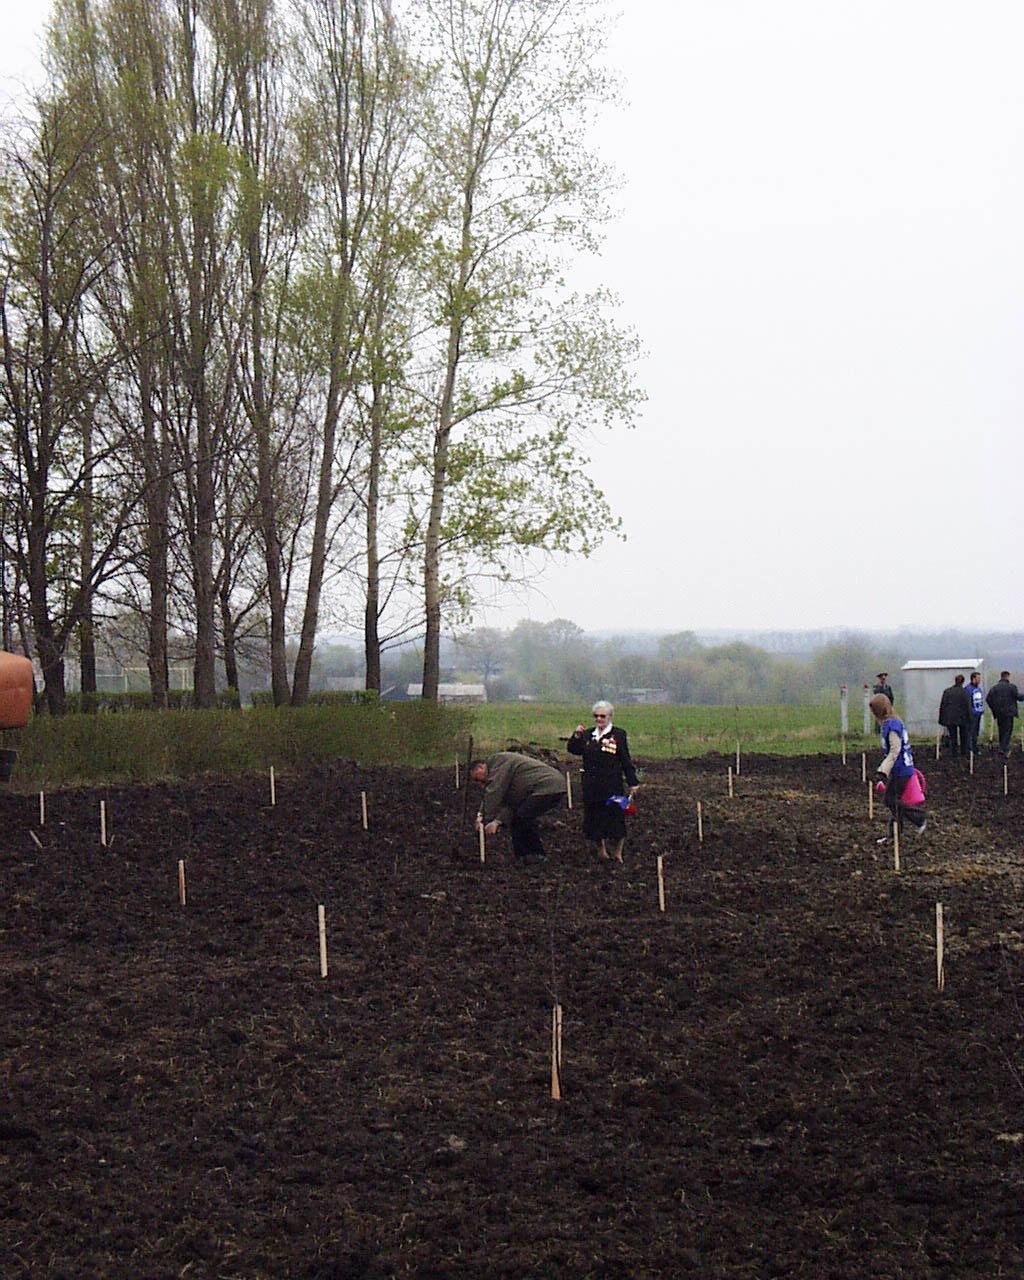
(471, 752), (565, 862)
(567, 700), (639, 863)
(967, 671), (985, 757)
(869, 693), (926, 840)
(872, 672), (894, 729)
(938, 673), (971, 758)
(985, 671), (1024, 760)
(873, 673), (894, 703)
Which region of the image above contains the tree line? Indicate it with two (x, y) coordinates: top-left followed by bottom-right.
(419, 622), (1024, 705)
(0, 0), (642, 714)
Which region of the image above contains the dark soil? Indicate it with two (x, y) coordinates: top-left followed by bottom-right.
(2, 749), (1023, 1278)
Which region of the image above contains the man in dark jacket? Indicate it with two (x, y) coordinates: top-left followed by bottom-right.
(873, 673), (894, 703)
(872, 673), (894, 729)
(471, 751), (565, 861)
(986, 671), (1024, 759)
(938, 674), (971, 757)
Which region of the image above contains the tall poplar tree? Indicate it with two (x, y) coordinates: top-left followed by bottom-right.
(410, 0), (643, 701)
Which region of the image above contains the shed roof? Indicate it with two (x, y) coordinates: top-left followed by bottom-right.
(901, 659), (982, 670)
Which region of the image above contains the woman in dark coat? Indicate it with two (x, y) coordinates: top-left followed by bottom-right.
(567, 700), (639, 862)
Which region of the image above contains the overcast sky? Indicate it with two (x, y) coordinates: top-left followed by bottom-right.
(3, 3), (1023, 636)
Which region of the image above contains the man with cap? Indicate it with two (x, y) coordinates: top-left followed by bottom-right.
(985, 671), (1024, 760)
(471, 751), (566, 862)
(872, 673), (894, 729)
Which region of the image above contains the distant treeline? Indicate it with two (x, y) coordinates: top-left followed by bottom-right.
(362, 621), (1024, 706)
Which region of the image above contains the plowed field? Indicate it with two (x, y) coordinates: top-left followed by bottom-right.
(2, 750), (1023, 1278)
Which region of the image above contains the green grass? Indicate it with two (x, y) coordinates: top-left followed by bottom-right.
(2, 698), (929, 791)
(4, 701), (473, 790)
(464, 702), (872, 760)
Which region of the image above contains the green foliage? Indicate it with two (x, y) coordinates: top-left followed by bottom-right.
(11, 700), (472, 787)
(249, 689), (379, 708)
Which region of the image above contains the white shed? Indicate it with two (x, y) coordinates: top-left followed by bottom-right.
(899, 659), (983, 736)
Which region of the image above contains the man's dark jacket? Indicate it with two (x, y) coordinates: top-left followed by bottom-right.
(479, 752), (565, 826)
(986, 678), (1024, 720)
(938, 684), (971, 728)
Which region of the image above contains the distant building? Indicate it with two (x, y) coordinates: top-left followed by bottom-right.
(406, 683), (487, 704)
(622, 688), (671, 705)
(900, 659), (983, 736)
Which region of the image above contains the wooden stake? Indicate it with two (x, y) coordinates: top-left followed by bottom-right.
(361, 790), (368, 830)
(868, 781), (874, 820)
(550, 1004), (562, 1101)
(697, 800), (703, 844)
(479, 824), (486, 863)
(728, 766), (734, 798)
(317, 904), (328, 978)
(566, 771), (573, 810)
(969, 750), (974, 776)
(735, 742), (741, 776)
(178, 859), (186, 907)
(657, 855), (665, 913)
(1004, 765), (1009, 797)
(455, 758), (460, 789)
(935, 733), (940, 761)
(270, 765), (276, 807)
(861, 753), (866, 783)
(841, 736), (847, 766)
(556, 1003), (563, 1069)
(39, 790), (45, 826)
(936, 903), (945, 991)
(100, 800), (107, 848)
(893, 824), (900, 873)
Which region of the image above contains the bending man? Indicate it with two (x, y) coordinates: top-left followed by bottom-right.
(471, 752), (566, 862)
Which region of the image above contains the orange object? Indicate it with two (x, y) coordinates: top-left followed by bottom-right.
(0, 652), (33, 729)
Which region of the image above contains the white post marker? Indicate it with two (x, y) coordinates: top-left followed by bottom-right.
(361, 790), (368, 831)
(1004, 766), (1009, 797)
(270, 766), (276, 807)
(728, 766), (734, 799)
(936, 903), (945, 992)
(657, 855), (665, 913)
(841, 736), (847, 766)
(868, 781), (874, 820)
(735, 742), (741, 776)
(697, 800), (703, 844)
(317, 904), (328, 978)
(840, 684), (849, 736)
(566, 771), (573, 810)
(178, 859), (186, 907)
(100, 800), (107, 848)
(969, 751), (974, 776)
(935, 733), (940, 761)
(39, 790), (45, 826)
(479, 824), (486, 864)
(455, 759), (460, 789)
(863, 685), (871, 735)
(861, 753), (866, 784)
(550, 1004), (562, 1101)
(893, 824), (900, 874)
